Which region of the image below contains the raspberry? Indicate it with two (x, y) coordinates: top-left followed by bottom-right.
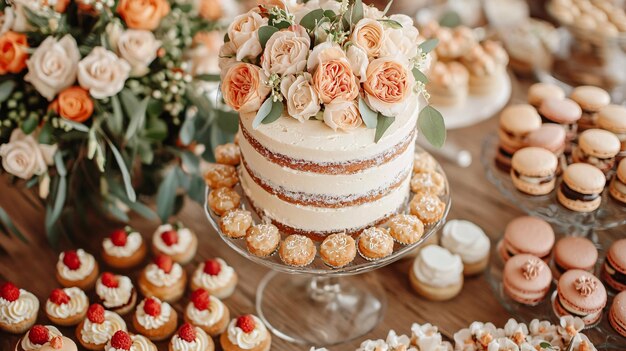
(0, 282), (20, 302)
(62, 250), (81, 270)
(236, 315), (256, 333)
(110, 330), (132, 350)
(87, 304), (105, 323)
(203, 259), (221, 276)
(143, 298), (161, 317)
(49, 289), (70, 305)
(160, 230), (178, 246)
(177, 323), (197, 342)
(28, 325), (50, 345)
(154, 254), (173, 274)
(110, 229), (128, 247)
(100, 272), (119, 288)
(190, 289), (210, 311)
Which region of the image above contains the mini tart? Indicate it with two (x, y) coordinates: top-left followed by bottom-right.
(16, 325), (75, 351)
(319, 233), (357, 268)
(215, 143), (241, 166)
(220, 315), (271, 351)
(138, 255), (187, 303)
(184, 289), (230, 337)
(413, 152), (437, 174)
(204, 163), (238, 189)
(132, 297), (178, 342)
(152, 223), (198, 264)
(387, 214), (424, 245)
(190, 258), (238, 299)
(409, 245), (464, 301)
(169, 323), (215, 351)
(410, 171), (445, 196)
(0, 282), (39, 334)
(220, 209), (253, 239)
(76, 304), (127, 351)
(56, 249), (99, 290)
(101, 228), (147, 269)
(245, 224), (281, 257)
(95, 272), (137, 316)
(105, 331), (157, 351)
(208, 187), (241, 216)
(45, 287), (89, 326)
(409, 192), (446, 225)
(357, 227), (394, 261)
(278, 235), (316, 267)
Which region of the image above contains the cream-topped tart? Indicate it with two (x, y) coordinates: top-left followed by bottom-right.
(151, 223), (198, 264)
(184, 288), (230, 337)
(95, 272), (137, 315)
(105, 330), (156, 351)
(102, 227), (147, 269)
(16, 325), (76, 351)
(76, 303), (127, 351)
(138, 254), (187, 303)
(0, 282), (39, 334)
(45, 288), (89, 326)
(56, 249), (99, 290)
(191, 258), (237, 299)
(132, 297), (178, 341)
(169, 323), (214, 351)
(220, 315), (271, 351)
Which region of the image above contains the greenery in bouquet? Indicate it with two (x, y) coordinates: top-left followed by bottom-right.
(0, 0), (242, 244)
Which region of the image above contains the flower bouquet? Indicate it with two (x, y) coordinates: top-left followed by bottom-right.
(0, 0), (242, 244)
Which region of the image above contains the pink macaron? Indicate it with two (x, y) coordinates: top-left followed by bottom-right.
(552, 237), (598, 279)
(503, 254), (552, 305)
(499, 216), (555, 262)
(602, 238), (626, 292)
(526, 124), (567, 156)
(554, 269), (607, 326)
(609, 291), (626, 337)
(538, 98), (582, 142)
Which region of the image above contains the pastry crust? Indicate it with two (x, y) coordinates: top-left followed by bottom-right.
(409, 269), (463, 301)
(132, 308), (178, 341)
(46, 307), (87, 327)
(0, 313), (37, 334)
(56, 262), (99, 290)
(102, 241), (147, 269)
(138, 269), (187, 303)
(220, 331), (271, 351)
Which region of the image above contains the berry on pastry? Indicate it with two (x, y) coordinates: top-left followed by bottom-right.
(75, 303), (126, 351)
(220, 315), (271, 351)
(132, 297), (178, 341)
(169, 322), (215, 351)
(16, 324), (78, 351)
(95, 272), (137, 316)
(45, 287), (89, 326)
(56, 249), (99, 290)
(0, 282), (39, 334)
(138, 254), (187, 303)
(151, 223), (198, 264)
(102, 227), (147, 269)
(190, 258), (238, 299)
(104, 330), (156, 351)
(184, 288), (230, 337)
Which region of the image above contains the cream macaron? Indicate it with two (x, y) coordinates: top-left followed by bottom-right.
(570, 85), (611, 131)
(597, 104), (626, 159)
(538, 98), (582, 143)
(511, 147), (558, 195)
(528, 82), (566, 108)
(558, 163), (606, 212)
(573, 129), (621, 174)
(610, 159), (626, 204)
(497, 105), (542, 171)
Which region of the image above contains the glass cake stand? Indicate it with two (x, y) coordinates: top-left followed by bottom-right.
(203, 151), (451, 347)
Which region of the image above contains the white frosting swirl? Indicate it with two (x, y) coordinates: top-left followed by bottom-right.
(192, 259), (235, 290)
(102, 232), (143, 258)
(135, 298), (172, 330)
(104, 334), (156, 351)
(145, 263), (183, 287)
(227, 316), (268, 349)
(185, 296), (225, 326)
(81, 310), (127, 345)
(45, 287), (88, 319)
(171, 327), (211, 351)
(152, 224), (193, 255)
(56, 249), (96, 281)
(413, 245), (463, 288)
(441, 220), (491, 264)
(96, 275), (134, 309)
(0, 289), (39, 324)
(21, 326), (62, 351)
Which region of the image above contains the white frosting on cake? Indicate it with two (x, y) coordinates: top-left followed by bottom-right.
(152, 225), (193, 255)
(56, 249), (96, 281)
(413, 245), (463, 288)
(441, 220), (490, 264)
(95, 275), (134, 309)
(102, 232), (143, 258)
(145, 263), (184, 287)
(135, 298), (171, 330)
(0, 289), (39, 324)
(81, 310), (126, 345)
(192, 259), (235, 290)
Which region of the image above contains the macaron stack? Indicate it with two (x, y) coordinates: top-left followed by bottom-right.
(510, 147), (558, 195)
(609, 291), (626, 337)
(496, 104), (542, 171)
(610, 159), (626, 204)
(573, 129), (621, 175)
(602, 238), (626, 292)
(538, 98), (581, 149)
(553, 270), (607, 326)
(570, 85), (611, 132)
(526, 124), (566, 174)
(557, 163), (606, 212)
(498, 216), (554, 263)
(552, 237), (598, 280)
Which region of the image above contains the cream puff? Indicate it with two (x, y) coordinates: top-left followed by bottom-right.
(220, 315), (271, 351)
(152, 223), (198, 264)
(16, 324), (78, 351)
(56, 249), (99, 290)
(76, 303), (127, 351)
(184, 288), (230, 337)
(132, 297), (178, 342)
(95, 272), (137, 316)
(190, 258), (237, 299)
(169, 323), (215, 351)
(102, 227), (147, 269)
(138, 254), (187, 303)
(0, 282), (39, 334)
(45, 287), (89, 326)
(105, 330), (157, 351)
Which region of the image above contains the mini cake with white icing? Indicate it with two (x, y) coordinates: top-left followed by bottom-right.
(184, 288), (230, 337)
(409, 245), (464, 301)
(95, 272), (137, 316)
(191, 258), (238, 299)
(101, 227), (147, 269)
(56, 249), (99, 290)
(76, 303), (127, 350)
(441, 220), (491, 276)
(138, 254), (187, 303)
(105, 330), (156, 351)
(0, 282), (39, 334)
(17, 325), (74, 351)
(151, 223), (198, 264)
(220, 315), (271, 351)
(45, 287), (89, 326)
(169, 323), (214, 351)
(132, 297), (178, 341)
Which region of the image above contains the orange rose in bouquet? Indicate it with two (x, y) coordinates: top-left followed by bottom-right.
(117, 0), (170, 30)
(0, 31), (28, 75)
(52, 87), (94, 123)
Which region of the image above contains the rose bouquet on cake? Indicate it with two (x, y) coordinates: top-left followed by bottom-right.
(219, 0), (444, 144)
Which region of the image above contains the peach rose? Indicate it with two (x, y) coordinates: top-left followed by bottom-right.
(261, 25), (310, 76)
(307, 41), (345, 73)
(0, 31), (28, 75)
(198, 0), (222, 20)
(351, 18), (384, 58)
(380, 14), (420, 60)
(363, 56), (414, 117)
(55, 0), (70, 13)
(53, 87), (94, 123)
(323, 100), (362, 132)
(221, 62), (271, 113)
(117, 0), (170, 31)
(227, 11), (268, 61)
(313, 58), (359, 104)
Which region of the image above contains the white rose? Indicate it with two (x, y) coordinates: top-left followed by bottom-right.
(261, 25), (310, 76)
(306, 41), (345, 73)
(280, 73), (320, 122)
(24, 35), (80, 101)
(363, 5), (384, 19)
(78, 47), (131, 99)
(105, 21), (124, 52)
(218, 41), (237, 78)
(116, 29), (161, 77)
(227, 11), (268, 61)
(346, 45), (368, 82)
(323, 100), (363, 132)
(0, 129), (57, 180)
(380, 14), (420, 60)
(0, 8), (15, 35)
(11, 0), (40, 32)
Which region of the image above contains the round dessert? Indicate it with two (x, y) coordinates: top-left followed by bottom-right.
(169, 323), (214, 351)
(410, 171), (445, 196)
(138, 255), (187, 303)
(105, 331), (157, 351)
(538, 98), (581, 142)
(190, 258), (238, 299)
(17, 325), (77, 351)
(95, 272), (137, 316)
(610, 159), (626, 204)
(527, 82), (565, 108)
(554, 270), (607, 326)
(570, 85), (611, 131)
(503, 254), (552, 305)
(460, 40), (508, 95)
(245, 224), (281, 258)
(56, 249), (99, 290)
(573, 129), (620, 174)
(387, 214), (424, 245)
(602, 238), (626, 292)
(132, 297), (178, 341)
(215, 143), (241, 166)
(498, 216), (554, 262)
(45, 287), (89, 326)
(427, 61), (469, 106)
(204, 163), (238, 189)
(76, 304), (127, 351)
(101, 227), (147, 269)
(609, 291), (626, 337)
(598, 104), (626, 159)
(319, 233), (357, 268)
(552, 237), (598, 280)
(184, 288), (230, 337)
(441, 219), (491, 276)
(557, 163), (605, 212)
(526, 124), (567, 156)
(409, 245), (463, 301)
(208, 187), (241, 216)
(496, 104), (542, 171)
(413, 152), (437, 174)
(278, 235), (316, 267)
(357, 227), (394, 261)
(152, 223), (198, 264)
(220, 315), (271, 351)
(510, 147), (558, 195)
(409, 192), (446, 225)
(0, 282), (39, 334)
(220, 209), (253, 239)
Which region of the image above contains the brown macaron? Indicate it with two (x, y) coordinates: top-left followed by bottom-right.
(610, 159), (626, 204)
(557, 163), (606, 212)
(572, 129), (621, 174)
(511, 147), (558, 195)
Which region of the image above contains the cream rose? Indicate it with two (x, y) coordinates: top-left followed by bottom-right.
(351, 18), (384, 58)
(346, 45), (368, 82)
(261, 25), (310, 76)
(363, 5), (384, 19)
(116, 29), (161, 77)
(227, 11), (268, 61)
(363, 56), (414, 116)
(323, 100), (362, 132)
(380, 14), (420, 60)
(280, 73), (320, 122)
(78, 47), (131, 99)
(106, 22), (124, 51)
(24, 35), (80, 101)
(312, 58), (359, 104)
(221, 62), (271, 113)
(307, 41), (346, 73)
(218, 41), (237, 78)
(0, 8), (15, 35)
(11, 0), (38, 32)
(0, 129), (57, 180)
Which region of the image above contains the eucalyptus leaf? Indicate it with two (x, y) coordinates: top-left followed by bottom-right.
(25, 177), (39, 189)
(262, 100), (283, 125)
(120, 90), (149, 142)
(359, 97), (378, 129)
(0, 80), (15, 103)
(374, 114), (395, 143)
(156, 168), (178, 223)
(216, 110), (239, 134)
(419, 38), (439, 54)
(418, 105), (446, 148)
(104, 198), (130, 222)
(252, 98), (274, 129)
(0, 206), (28, 243)
(45, 175), (66, 238)
(382, 0), (393, 15)
(351, 0), (363, 24)
(187, 175), (206, 204)
(54, 152), (66, 177)
(300, 9), (324, 32)
(38, 123), (53, 144)
(377, 19), (402, 28)
(181, 151), (200, 174)
(180, 112), (196, 145)
(107, 140), (137, 202)
(21, 115), (38, 134)
(439, 10), (461, 28)
(195, 74), (221, 82)
(125, 199), (157, 220)
(412, 68), (429, 84)
(323, 9), (336, 21)
(274, 20), (291, 30)
(137, 140), (154, 164)
(144, 117), (168, 141)
(108, 95), (124, 135)
(62, 120), (90, 132)
(258, 26), (279, 49)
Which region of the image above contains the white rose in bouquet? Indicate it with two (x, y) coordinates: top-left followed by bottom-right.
(78, 47), (131, 99)
(380, 14), (420, 61)
(261, 25), (310, 76)
(280, 73), (320, 122)
(227, 11), (268, 61)
(346, 45), (368, 82)
(0, 130), (57, 180)
(11, 0), (38, 32)
(117, 29), (161, 77)
(25, 35), (80, 101)
(0, 8), (15, 35)
(323, 100), (362, 132)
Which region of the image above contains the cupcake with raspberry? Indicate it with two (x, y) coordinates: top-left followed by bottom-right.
(17, 324), (78, 351)
(138, 254), (187, 303)
(151, 223), (198, 264)
(132, 297), (178, 341)
(220, 315), (271, 351)
(76, 303), (127, 351)
(95, 272), (137, 316)
(190, 258), (237, 299)
(45, 287), (89, 326)
(56, 249), (99, 290)
(169, 322), (214, 351)
(0, 282), (39, 334)
(184, 288), (230, 337)
(102, 227), (147, 269)
(104, 330), (156, 351)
